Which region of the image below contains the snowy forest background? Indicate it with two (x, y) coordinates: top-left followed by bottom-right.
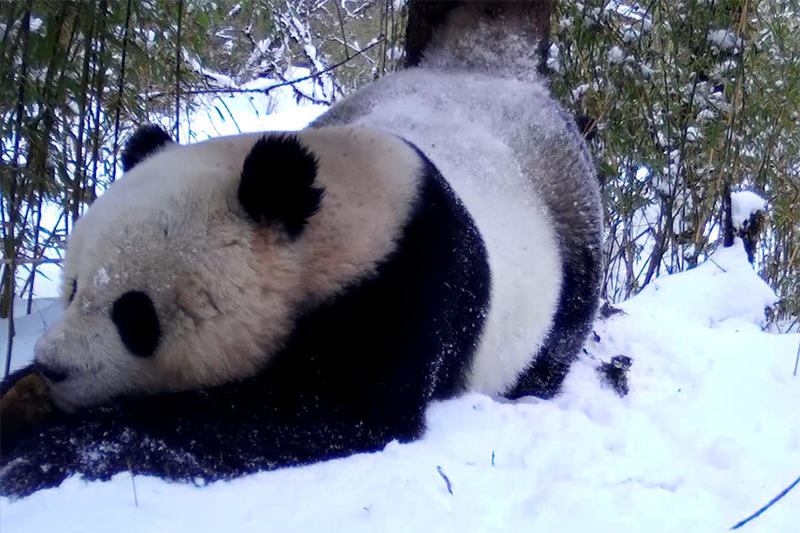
(1, 0), (799, 373)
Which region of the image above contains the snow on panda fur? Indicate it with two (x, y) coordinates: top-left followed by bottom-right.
(0, 3), (601, 497)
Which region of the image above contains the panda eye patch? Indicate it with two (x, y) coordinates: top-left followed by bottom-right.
(111, 291), (161, 357)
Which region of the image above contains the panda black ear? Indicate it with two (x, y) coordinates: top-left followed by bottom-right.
(238, 134), (324, 239)
(121, 125), (174, 172)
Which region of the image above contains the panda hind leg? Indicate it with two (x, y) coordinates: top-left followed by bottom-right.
(503, 348), (574, 400)
(504, 249), (601, 400)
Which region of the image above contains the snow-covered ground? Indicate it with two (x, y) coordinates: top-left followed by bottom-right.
(1, 241), (798, 532)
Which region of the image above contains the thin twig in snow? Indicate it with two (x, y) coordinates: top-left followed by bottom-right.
(707, 256), (728, 273)
(127, 459), (139, 507)
(436, 465), (453, 495)
(730, 473), (800, 530)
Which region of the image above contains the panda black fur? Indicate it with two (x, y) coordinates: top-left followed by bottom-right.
(0, 2), (602, 497)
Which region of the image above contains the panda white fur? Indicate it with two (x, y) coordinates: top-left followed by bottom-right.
(0, 2), (601, 497)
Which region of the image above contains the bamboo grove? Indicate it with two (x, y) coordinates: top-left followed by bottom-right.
(1, 0), (798, 339)
(550, 0), (800, 328)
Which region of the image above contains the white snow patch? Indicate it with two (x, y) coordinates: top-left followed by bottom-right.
(685, 126), (700, 142)
(632, 242), (777, 328)
(227, 3), (241, 17)
(621, 25), (640, 43)
(146, 30), (156, 51)
(732, 191), (767, 229)
(571, 83), (590, 101)
(708, 29), (743, 50)
(546, 43), (561, 73)
(712, 59), (738, 80)
(93, 268), (110, 288)
(202, 69), (236, 89)
(0, 298), (62, 372)
(696, 109), (716, 122)
(608, 46), (626, 64)
(610, 0), (652, 28)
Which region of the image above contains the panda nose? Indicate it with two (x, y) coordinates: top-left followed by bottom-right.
(36, 363), (68, 383)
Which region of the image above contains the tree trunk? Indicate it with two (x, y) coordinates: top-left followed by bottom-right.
(404, 0), (555, 68)
(722, 181), (735, 248)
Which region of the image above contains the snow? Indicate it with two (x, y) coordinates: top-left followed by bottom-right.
(571, 83), (590, 100)
(608, 46), (626, 64)
(697, 108), (717, 122)
(181, 68), (328, 143)
(93, 268), (110, 289)
(0, 298), (62, 374)
(621, 25), (640, 43)
(227, 3), (241, 18)
(708, 29), (743, 51)
(546, 43), (561, 73)
(2, 242), (798, 532)
(201, 69), (236, 88)
(610, 0), (652, 30)
(732, 191), (767, 229)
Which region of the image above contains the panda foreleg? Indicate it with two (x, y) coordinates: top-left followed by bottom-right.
(0, 362), (428, 498)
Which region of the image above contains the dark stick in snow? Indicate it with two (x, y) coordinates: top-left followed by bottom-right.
(127, 459), (139, 508)
(730, 473), (800, 530)
(437, 466), (453, 495)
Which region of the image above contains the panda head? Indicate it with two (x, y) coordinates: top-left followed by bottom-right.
(34, 125), (422, 412)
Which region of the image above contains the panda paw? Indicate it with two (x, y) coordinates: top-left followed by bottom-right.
(0, 406), (135, 498)
(0, 435), (79, 498)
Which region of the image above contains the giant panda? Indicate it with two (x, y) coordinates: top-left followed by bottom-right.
(0, 1), (602, 497)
